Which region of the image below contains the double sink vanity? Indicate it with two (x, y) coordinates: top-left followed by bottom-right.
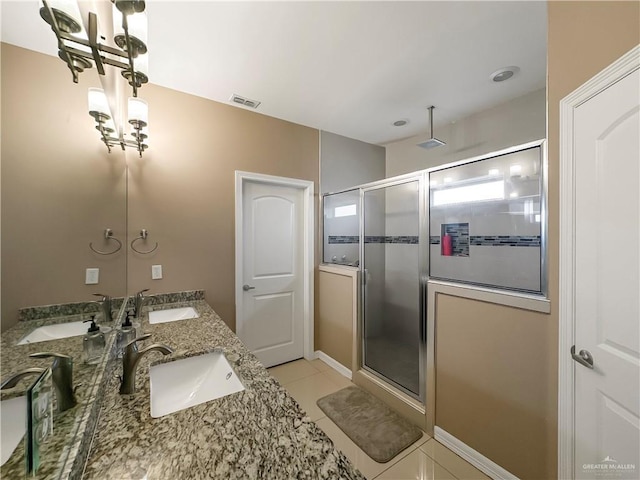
(1, 291), (364, 480)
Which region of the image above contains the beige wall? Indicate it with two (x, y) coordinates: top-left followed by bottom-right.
(435, 3), (639, 479)
(0, 43), (319, 333)
(1, 44), (127, 330)
(126, 81), (319, 331)
(434, 295), (553, 478)
(317, 269), (354, 368)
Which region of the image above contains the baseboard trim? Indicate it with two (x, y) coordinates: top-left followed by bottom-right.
(314, 350), (352, 379)
(435, 427), (519, 480)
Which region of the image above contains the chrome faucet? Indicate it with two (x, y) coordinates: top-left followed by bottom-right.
(133, 288), (150, 318)
(119, 334), (172, 395)
(1, 353), (77, 412)
(93, 293), (112, 323)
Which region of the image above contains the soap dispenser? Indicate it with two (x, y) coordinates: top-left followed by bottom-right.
(83, 316), (105, 364)
(116, 311), (137, 358)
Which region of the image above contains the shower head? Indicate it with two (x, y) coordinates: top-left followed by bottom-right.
(417, 138), (446, 149)
(417, 106), (446, 149)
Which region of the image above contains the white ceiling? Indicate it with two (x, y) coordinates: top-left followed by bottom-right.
(1, 1), (547, 145)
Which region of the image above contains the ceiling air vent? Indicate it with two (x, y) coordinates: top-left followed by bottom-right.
(230, 94), (261, 109)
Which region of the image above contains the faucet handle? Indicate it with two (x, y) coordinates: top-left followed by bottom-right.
(136, 289), (150, 296)
(125, 333), (152, 348)
(93, 293), (111, 301)
(29, 352), (71, 360)
(1, 368), (46, 390)
(30, 352), (73, 371)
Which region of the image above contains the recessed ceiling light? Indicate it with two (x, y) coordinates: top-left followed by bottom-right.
(490, 66), (520, 82)
(392, 119), (409, 127)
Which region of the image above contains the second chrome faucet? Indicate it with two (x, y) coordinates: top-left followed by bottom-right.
(119, 334), (172, 395)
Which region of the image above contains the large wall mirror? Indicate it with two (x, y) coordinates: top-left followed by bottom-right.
(1, 44), (127, 478)
(1, 46), (128, 331)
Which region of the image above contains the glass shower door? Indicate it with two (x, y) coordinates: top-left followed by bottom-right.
(361, 178), (424, 399)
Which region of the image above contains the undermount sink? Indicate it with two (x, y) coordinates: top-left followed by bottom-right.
(148, 307), (199, 325)
(17, 320), (87, 345)
(1, 396), (27, 466)
(149, 350), (244, 418)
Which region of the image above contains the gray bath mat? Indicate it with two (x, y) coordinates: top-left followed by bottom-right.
(317, 385), (422, 463)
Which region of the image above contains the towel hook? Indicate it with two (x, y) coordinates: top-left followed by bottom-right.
(130, 229), (159, 255)
(89, 229), (123, 255)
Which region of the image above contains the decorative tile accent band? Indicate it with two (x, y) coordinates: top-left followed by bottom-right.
(430, 235), (541, 247)
(469, 235), (541, 247)
(327, 235), (419, 244)
(329, 235), (540, 246)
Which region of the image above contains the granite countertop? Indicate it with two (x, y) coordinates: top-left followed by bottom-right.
(1, 312), (117, 480)
(83, 300), (365, 480)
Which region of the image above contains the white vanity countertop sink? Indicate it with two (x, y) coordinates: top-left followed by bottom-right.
(148, 306), (199, 324)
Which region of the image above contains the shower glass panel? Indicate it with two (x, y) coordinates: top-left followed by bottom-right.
(323, 189), (360, 266)
(429, 144), (544, 293)
(362, 179), (422, 399)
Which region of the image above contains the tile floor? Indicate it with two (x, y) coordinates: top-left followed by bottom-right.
(268, 358), (490, 480)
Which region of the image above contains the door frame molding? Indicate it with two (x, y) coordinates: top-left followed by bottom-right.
(558, 45), (639, 480)
(234, 170), (315, 362)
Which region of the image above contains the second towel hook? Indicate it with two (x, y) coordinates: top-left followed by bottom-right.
(130, 229), (159, 255)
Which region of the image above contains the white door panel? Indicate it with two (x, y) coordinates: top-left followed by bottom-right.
(573, 68), (640, 478)
(252, 196), (295, 277)
(239, 181), (304, 367)
(243, 292), (294, 351)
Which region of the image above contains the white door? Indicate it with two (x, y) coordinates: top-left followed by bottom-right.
(238, 180), (304, 368)
(573, 67), (639, 478)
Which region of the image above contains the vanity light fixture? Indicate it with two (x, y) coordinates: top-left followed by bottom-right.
(88, 89), (148, 156)
(41, 0), (151, 156)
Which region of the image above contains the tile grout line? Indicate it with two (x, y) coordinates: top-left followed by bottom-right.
(419, 443), (477, 480)
(369, 441), (433, 480)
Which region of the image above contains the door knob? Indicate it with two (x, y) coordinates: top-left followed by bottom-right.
(571, 345), (594, 369)
(242, 284), (255, 291)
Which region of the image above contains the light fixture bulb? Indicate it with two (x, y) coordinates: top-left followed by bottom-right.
(112, 5), (148, 56)
(134, 53), (149, 77)
(128, 97), (148, 127)
(88, 88), (111, 121)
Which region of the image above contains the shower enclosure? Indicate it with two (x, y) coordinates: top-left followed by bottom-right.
(361, 176), (426, 400)
(321, 140), (546, 421)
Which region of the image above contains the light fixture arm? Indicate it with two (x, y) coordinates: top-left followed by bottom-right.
(41, 0), (80, 83)
(120, 13), (140, 98)
(41, 0), (146, 96)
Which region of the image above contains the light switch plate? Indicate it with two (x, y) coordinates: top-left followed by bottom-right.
(151, 265), (163, 280)
(85, 268), (99, 285)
